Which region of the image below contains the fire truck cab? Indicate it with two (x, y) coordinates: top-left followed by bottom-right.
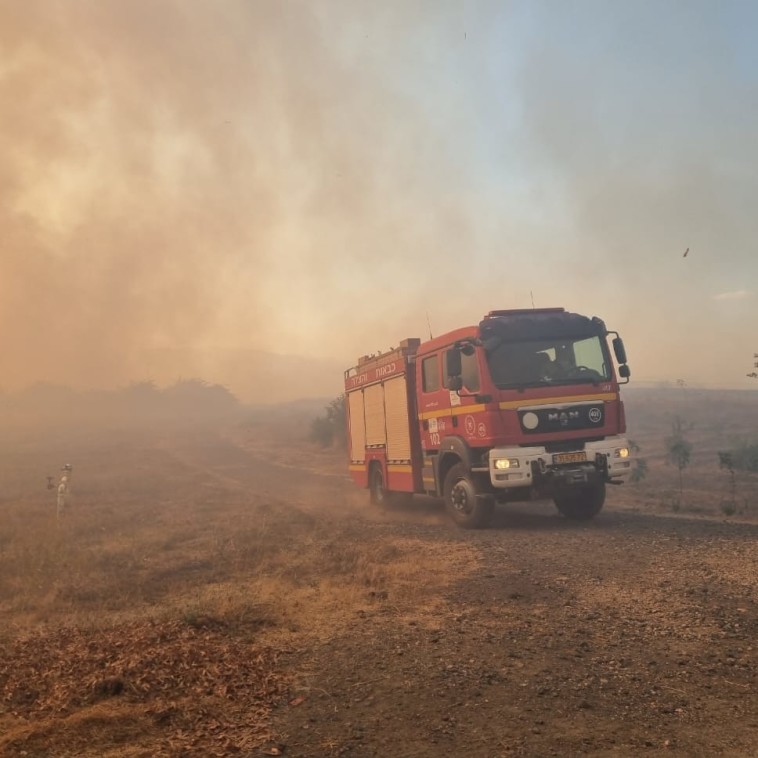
(345, 308), (631, 528)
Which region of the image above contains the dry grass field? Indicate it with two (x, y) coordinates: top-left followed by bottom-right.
(0, 387), (756, 756)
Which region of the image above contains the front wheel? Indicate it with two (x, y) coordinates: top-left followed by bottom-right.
(443, 463), (494, 529)
(554, 483), (606, 521)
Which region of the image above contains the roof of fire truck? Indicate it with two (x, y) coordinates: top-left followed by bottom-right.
(348, 309), (608, 373)
(418, 308), (606, 355)
(479, 308), (607, 343)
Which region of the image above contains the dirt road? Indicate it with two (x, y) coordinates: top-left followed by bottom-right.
(1, 424), (756, 756)
(273, 508), (757, 757)
(223, 428), (758, 756)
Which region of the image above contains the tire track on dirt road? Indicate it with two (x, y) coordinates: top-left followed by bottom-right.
(139, 426), (758, 755)
(154, 425), (450, 526)
(273, 508), (758, 757)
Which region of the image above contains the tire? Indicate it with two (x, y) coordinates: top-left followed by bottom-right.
(369, 464), (388, 506)
(443, 463), (494, 529)
(369, 464), (413, 508)
(554, 483), (606, 521)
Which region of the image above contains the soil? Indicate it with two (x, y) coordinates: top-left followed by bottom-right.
(274, 509), (758, 757)
(0, 418), (756, 757)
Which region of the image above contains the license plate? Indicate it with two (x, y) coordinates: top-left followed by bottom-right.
(553, 451), (587, 465)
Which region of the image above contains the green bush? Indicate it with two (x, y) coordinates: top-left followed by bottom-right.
(309, 396), (346, 448)
(728, 441), (758, 472)
(630, 458), (648, 483)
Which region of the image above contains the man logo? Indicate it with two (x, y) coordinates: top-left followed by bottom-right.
(588, 407), (603, 424)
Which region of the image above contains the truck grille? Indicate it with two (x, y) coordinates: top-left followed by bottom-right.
(518, 404), (605, 435)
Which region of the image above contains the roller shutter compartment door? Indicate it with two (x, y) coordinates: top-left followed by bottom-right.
(347, 390), (367, 462)
(364, 383), (387, 447)
(383, 375), (411, 461)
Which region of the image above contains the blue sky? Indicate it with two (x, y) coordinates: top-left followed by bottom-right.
(2, 1), (757, 395)
(297, 1), (758, 386)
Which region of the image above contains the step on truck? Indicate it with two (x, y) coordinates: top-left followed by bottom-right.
(344, 308), (632, 528)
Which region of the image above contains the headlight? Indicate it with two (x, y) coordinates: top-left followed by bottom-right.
(614, 447), (630, 459)
(494, 458), (520, 470)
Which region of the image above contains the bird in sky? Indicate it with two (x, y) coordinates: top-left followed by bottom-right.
(683, 248), (689, 257)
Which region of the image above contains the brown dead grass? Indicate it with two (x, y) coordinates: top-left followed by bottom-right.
(1, 619), (284, 757)
(0, 422), (481, 755)
(1, 388), (757, 754)
(614, 388), (758, 520)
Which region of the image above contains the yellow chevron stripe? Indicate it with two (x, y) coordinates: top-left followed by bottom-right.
(418, 404), (486, 421)
(417, 394), (616, 419)
(350, 463), (412, 473)
(499, 392), (617, 410)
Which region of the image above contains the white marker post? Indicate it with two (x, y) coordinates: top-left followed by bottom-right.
(57, 464), (73, 519)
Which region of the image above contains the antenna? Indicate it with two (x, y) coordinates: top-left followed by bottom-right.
(426, 311), (434, 340)
(530, 290), (535, 309)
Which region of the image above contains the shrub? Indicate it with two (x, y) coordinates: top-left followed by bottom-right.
(727, 441), (758, 472)
(309, 396), (346, 448)
(665, 416), (692, 497)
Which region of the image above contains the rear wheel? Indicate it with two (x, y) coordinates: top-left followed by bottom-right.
(369, 464), (388, 506)
(443, 463), (494, 529)
(554, 483), (606, 521)
(369, 464), (412, 508)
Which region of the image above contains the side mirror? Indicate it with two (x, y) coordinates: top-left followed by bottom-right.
(448, 375), (463, 392)
(619, 364), (631, 380)
(612, 337), (627, 365)
(460, 343), (475, 357)
(445, 346), (462, 379)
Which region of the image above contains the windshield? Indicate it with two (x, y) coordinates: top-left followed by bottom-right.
(485, 335), (611, 389)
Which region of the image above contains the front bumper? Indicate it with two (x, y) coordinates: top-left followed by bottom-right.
(488, 436), (632, 489)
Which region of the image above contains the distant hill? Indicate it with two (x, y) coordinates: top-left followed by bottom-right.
(622, 385), (758, 448)
(139, 348), (344, 404)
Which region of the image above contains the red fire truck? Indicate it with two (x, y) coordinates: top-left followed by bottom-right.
(344, 308), (632, 528)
